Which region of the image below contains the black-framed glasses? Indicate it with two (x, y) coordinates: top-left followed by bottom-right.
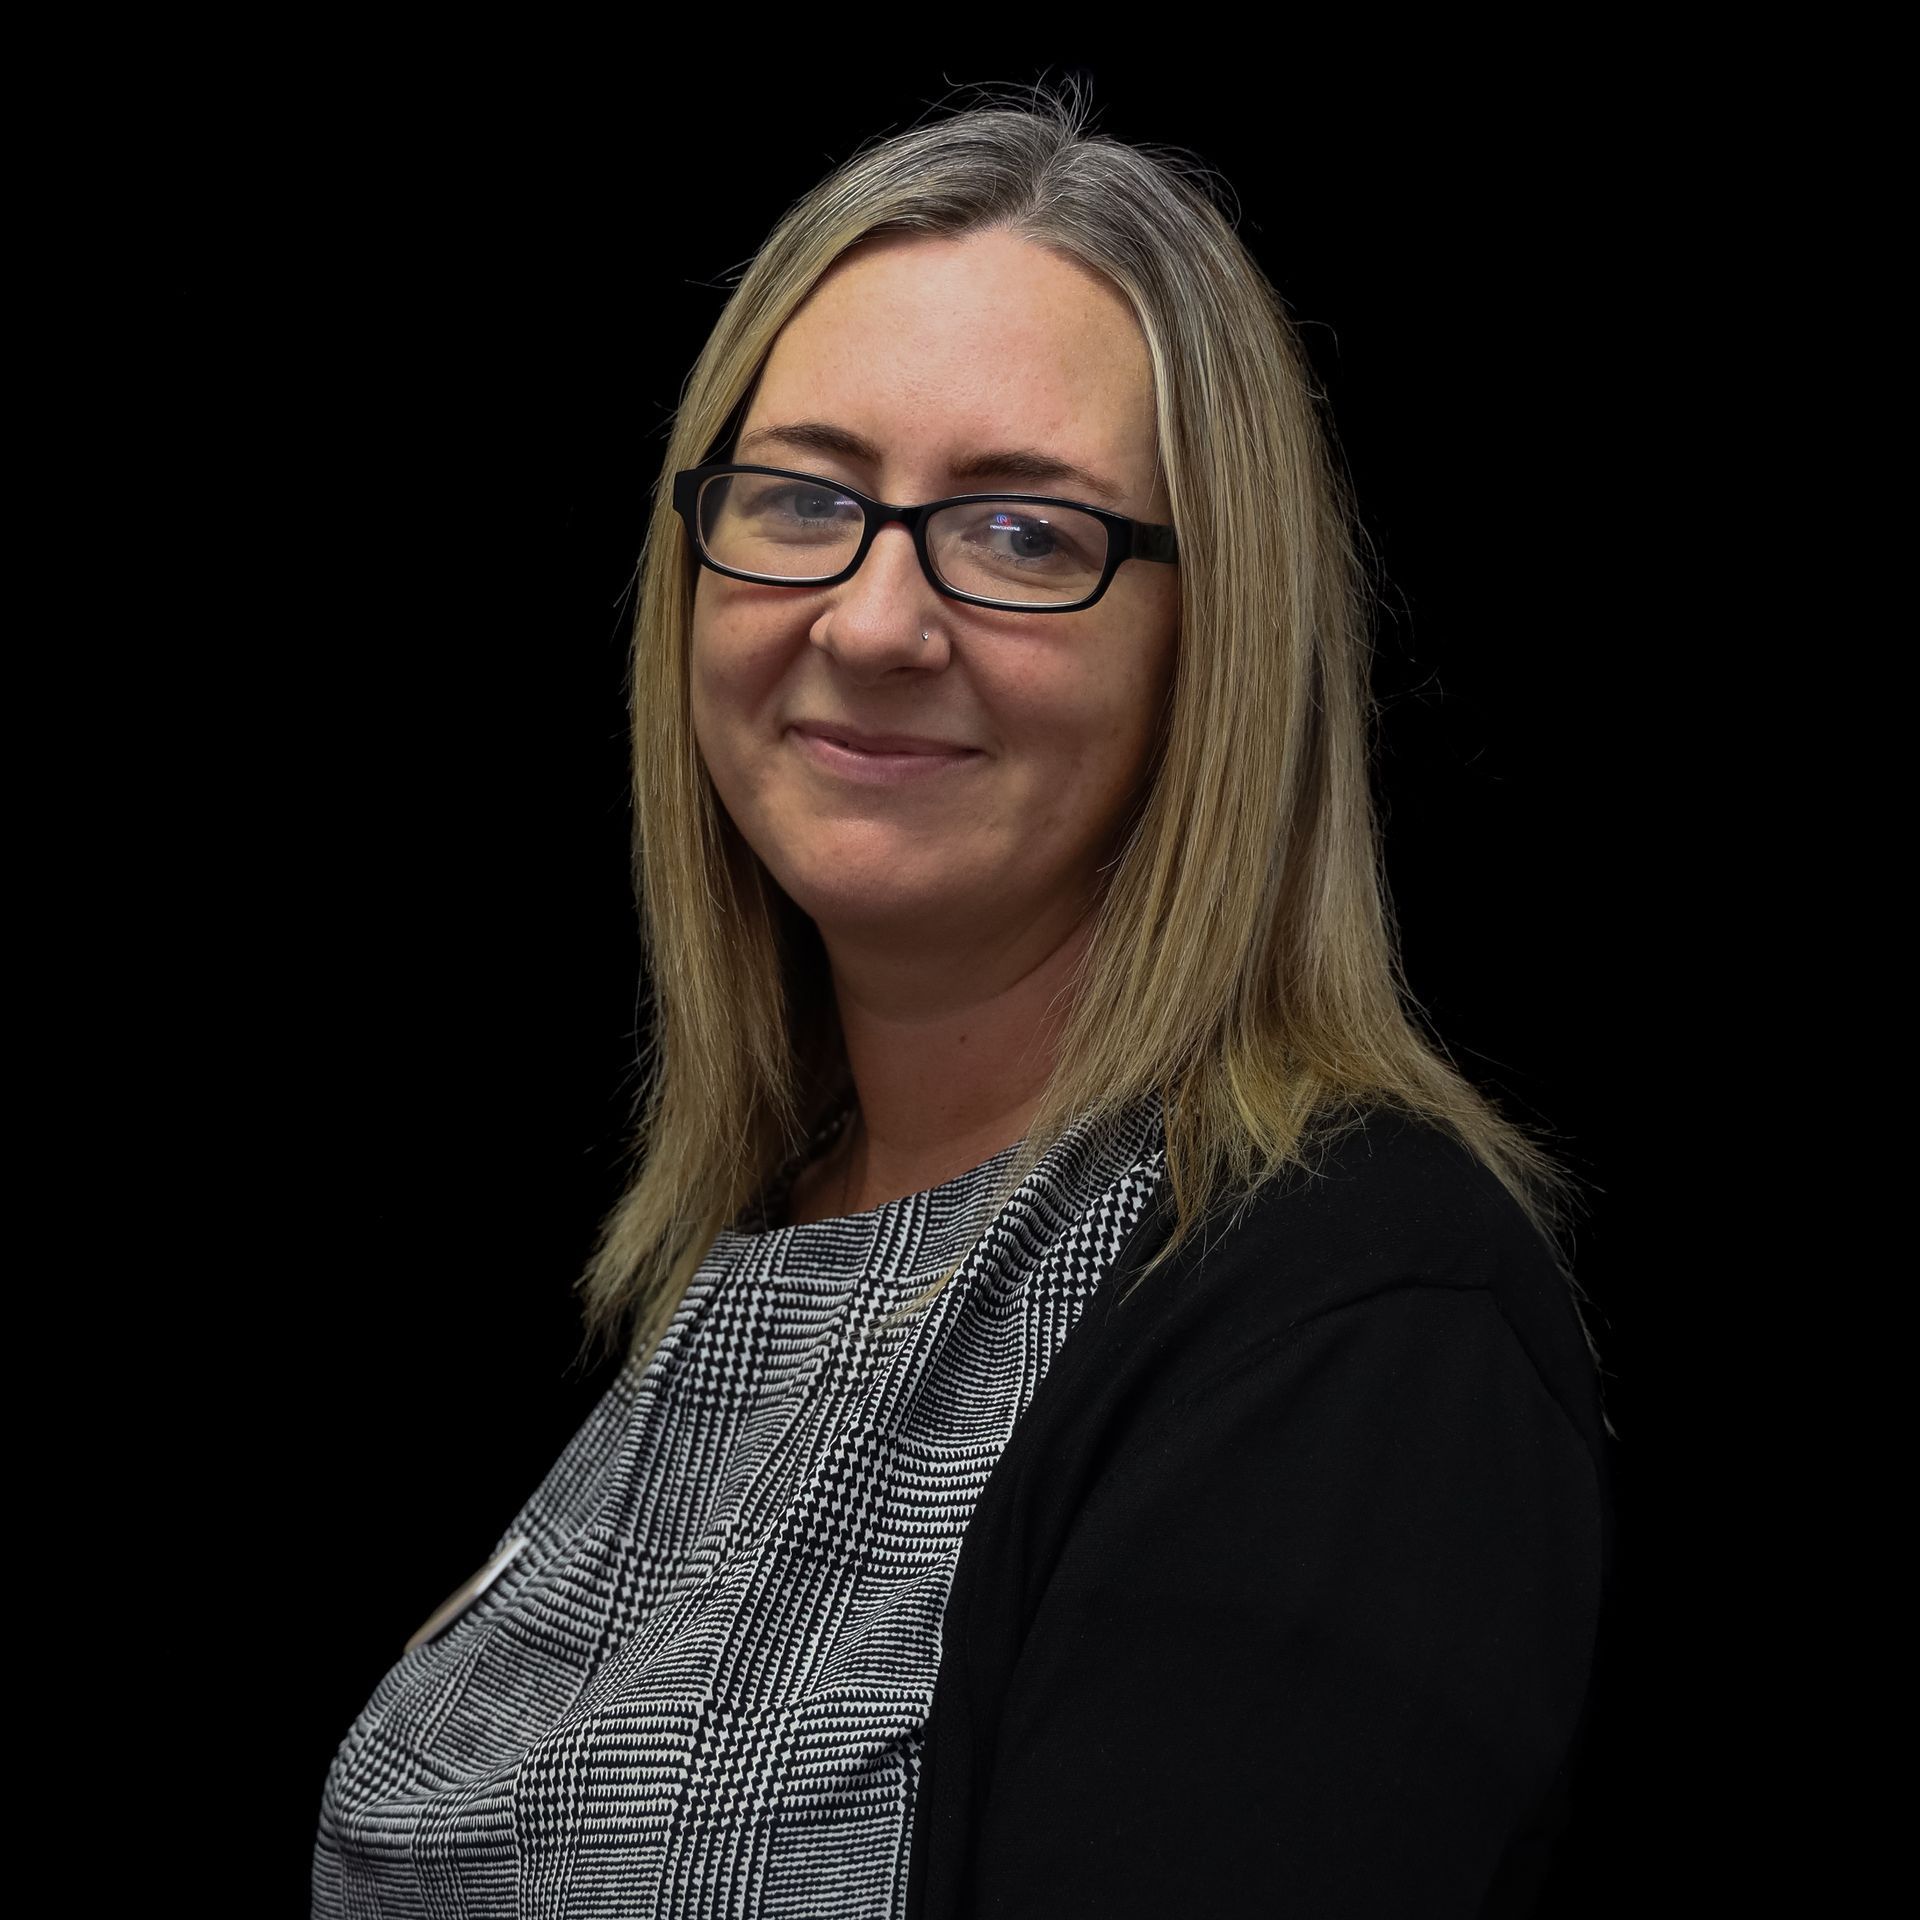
(670, 462), (1179, 614)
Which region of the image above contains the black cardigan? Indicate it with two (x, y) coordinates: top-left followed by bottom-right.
(905, 1105), (1615, 1918)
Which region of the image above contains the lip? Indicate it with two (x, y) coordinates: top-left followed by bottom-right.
(792, 721), (977, 755)
(789, 724), (983, 784)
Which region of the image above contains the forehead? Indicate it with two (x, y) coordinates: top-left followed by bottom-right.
(744, 231), (1161, 502)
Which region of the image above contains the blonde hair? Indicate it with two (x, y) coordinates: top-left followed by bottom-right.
(574, 76), (1615, 1438)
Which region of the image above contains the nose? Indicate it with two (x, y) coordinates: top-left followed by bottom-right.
(809, 520), (952, 678)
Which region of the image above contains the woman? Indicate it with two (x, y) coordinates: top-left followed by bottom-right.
(314, 82), (1615, 1918)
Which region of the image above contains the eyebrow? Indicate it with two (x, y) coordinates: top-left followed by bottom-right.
(734, 421), (1130, 508)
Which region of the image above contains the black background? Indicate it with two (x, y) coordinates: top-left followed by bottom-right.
(123, 49), (1681, 1914)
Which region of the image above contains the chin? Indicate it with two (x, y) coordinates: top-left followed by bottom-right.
(776, 863), (975, 939)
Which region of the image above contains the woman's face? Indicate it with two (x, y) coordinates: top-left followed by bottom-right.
(690, 228), (1180, 961)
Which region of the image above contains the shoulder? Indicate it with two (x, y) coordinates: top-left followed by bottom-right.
(1186, 1103), (1548, 1299)
(1097, 1103), (1605, 1462)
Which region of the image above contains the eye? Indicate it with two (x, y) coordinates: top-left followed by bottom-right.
(959, 507), (1092, 570)
(745, 481), (860, 526)
(986, 511), (1059, 558)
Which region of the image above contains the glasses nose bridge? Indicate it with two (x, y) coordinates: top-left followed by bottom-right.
(853, 494), (940, 594)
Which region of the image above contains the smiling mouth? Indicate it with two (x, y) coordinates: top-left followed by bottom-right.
(823, 736), (965, 755)
(790, 728), (982, 779)
(792, 724), (979, 756)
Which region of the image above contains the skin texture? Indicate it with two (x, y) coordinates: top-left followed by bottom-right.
(690, 228), (1180, 1222)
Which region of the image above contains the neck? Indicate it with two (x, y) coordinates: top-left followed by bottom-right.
(820, 898), (1095, 1213)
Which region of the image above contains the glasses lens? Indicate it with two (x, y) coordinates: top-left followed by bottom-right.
(698, 471), (863, 583)
(927, 499), (1106, 606)
(697, 471), (1108, 607)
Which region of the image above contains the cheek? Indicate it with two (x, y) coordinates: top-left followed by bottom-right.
(692, 599), (791, 718)
(1111, 613), (1178, 772)
(1001, 685), (1160, 858)
(687, 640), (724, 770)
(1067, 660), (1172, 836)
(688, 629), (760, 814)
(689, 617), (758, 750)
(1051, 636), (1173, 790)
(1095, 699), (1164, 812)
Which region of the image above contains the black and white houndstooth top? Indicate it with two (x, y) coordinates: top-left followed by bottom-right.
(312, 1093), (1168, 1917)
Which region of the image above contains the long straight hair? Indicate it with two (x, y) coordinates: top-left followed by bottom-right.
(575, 77), (1614, 1436)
